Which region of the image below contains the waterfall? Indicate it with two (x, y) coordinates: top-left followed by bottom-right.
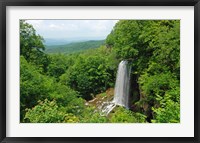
(100, 60), (131, 116)
(113, 60), (131, 109)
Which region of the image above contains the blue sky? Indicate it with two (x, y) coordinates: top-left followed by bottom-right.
(26, 20), (118, 40)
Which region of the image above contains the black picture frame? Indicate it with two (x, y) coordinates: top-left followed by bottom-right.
(0, 0), (199, 142)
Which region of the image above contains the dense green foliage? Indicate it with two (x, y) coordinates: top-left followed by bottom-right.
(25, 99), (77, 123)
(110, 106), (146, 123)
(45, 40), (105, 54)
(106, 20), (180, 123)
(20, 20), (180, 123)
(20, 20), (50, 72)
(60, 47), (118, 100)
(47, 54), (76, 79)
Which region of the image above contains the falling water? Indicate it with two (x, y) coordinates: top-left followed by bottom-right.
(100, 60), (131, 116)
(113, 60), (131, 108)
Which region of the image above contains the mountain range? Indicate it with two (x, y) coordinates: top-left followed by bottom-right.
(45, 40), (105, 54)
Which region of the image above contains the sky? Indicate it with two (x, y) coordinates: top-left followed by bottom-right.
(26, 20), (118, 40)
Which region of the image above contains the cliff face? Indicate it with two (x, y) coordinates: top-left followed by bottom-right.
(87, 88), (114, 108)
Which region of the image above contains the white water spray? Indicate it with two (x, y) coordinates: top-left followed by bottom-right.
(113, 60), (131, 108)
(100, 60), (131, 116)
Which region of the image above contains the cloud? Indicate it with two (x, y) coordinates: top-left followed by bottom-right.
(26, 20), (118, 39)
(26, 20), (44, 28)
(49, 24), (59, 28)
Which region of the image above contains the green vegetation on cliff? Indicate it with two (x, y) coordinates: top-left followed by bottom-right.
(20, 20), (180, 123)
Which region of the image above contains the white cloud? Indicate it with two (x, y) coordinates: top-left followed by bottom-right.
(26, 20), (44, 28)
(49, 24), (58, 28)
(26, 20), (118, 39)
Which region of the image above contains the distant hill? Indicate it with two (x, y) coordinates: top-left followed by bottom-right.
(44, 37), (106, 46)
(45, 40), (105, 54)
(44, 38), (71, 46)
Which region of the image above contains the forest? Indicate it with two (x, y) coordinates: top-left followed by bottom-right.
(45, 40), (105, 54)
(20, 20), (180, 123)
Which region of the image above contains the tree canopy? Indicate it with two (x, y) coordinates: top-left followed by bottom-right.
(20, 20), (180, 123)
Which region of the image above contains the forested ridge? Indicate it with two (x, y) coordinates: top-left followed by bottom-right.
(20, 20), (180, 123)
(45, 40), (105, 54)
